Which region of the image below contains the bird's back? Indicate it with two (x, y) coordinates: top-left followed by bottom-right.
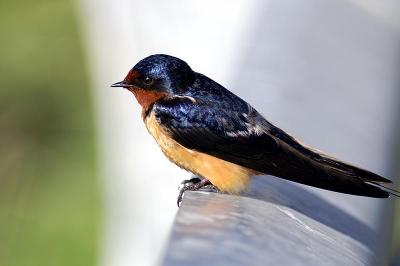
(154, 72), (391, 198)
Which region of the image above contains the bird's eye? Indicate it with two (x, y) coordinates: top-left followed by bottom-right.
(143, 76), (154, 85)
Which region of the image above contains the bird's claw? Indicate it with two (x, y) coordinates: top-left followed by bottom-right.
(177, 177), (219, 207)
(178, 176), (202, 190)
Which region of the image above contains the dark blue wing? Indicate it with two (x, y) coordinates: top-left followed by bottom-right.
(152, 95), (390, 198)
(153, 96), (279, 161)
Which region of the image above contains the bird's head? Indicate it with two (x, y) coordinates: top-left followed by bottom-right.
(112, 54), (195, 111)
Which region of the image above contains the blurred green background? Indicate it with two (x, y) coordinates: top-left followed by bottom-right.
(0, 0), (399, 265)
(0, 0), (100, 265)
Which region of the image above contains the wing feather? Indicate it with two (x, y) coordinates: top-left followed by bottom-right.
(153, 95), (391, 198)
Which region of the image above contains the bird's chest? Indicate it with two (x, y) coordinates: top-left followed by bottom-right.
(144, 111), (196, 167)
(144, 111), (252, 193)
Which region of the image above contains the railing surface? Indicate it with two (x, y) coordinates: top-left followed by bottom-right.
(161, 177), (388, 266)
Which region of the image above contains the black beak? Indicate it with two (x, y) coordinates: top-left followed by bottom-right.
(110, 81), (135, 88)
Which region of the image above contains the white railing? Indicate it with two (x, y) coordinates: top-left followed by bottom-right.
(161, 177), (393, 265)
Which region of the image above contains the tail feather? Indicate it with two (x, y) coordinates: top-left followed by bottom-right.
(316, 153), (391, 183)
(263, 146), (393, 198)
(313, 153), (397, 198)
(272, 143), (394, 198)
(367, 182), (400, 198)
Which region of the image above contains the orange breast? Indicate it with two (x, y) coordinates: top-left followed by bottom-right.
(145, 111), (255, 193)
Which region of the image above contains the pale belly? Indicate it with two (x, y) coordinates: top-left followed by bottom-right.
(145, 112), (255, 193)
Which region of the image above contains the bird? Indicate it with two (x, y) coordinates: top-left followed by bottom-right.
(112, 54), (398, 206)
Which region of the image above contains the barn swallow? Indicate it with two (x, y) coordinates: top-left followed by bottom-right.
(112, 54), (398, 206)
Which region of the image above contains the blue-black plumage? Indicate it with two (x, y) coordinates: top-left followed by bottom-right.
(112, 54), (398, 204)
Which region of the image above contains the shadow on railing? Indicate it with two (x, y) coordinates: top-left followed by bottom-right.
(243, 176), (376, 247)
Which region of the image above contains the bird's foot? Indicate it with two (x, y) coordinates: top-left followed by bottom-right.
(179, 176), (203, 188)
(177, 177), (219, 207)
